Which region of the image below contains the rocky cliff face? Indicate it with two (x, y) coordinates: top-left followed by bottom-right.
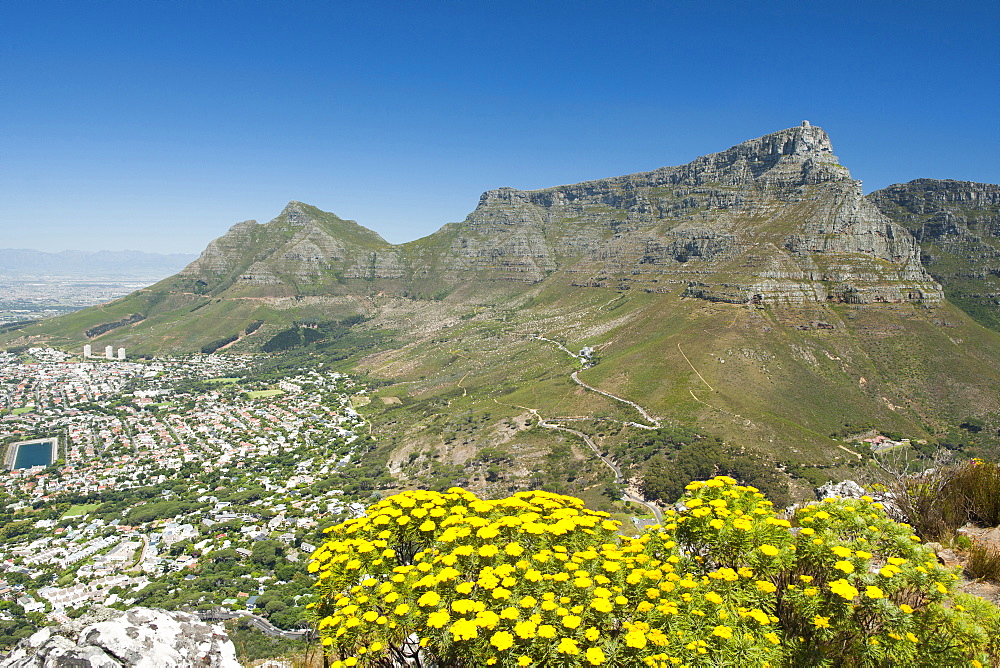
(426, 122), (941, 304)
(0, 607), (240, 667)
(870, 179), (1000, 328)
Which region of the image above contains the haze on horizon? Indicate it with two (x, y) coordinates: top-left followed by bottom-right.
(1, 0), (997, 255)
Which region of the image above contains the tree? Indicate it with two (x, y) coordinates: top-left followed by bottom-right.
(252, 540), (284, 567)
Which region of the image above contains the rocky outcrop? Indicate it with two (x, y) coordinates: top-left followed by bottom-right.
(870, 179), (1000, 329)
(0, 606), (240, 668)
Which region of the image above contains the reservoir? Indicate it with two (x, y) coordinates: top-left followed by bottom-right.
(8, 438), (57, 470)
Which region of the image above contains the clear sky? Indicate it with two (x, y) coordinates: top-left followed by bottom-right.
(2, 0), (997, 253)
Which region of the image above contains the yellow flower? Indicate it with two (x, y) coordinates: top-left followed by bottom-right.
(557, 637), (580, 655)
(538, 624), (557, 639)
(899, 604), (914, 614)
(756, 580), (777, 593)
(585, 627), (600, 641)
(514, 621), (537, 639)
(704, 592), (724, 605)
(505, 543), (524, 556)
(562, 615), (582, 629)
(829, 579), (859, 601)
(758, 544), (780, 556)
(450, 618), (479, 641)
(490, 631), (514, 651)
(426, 610), (450, 628)
(590, 597), (613, 613)
(712, 625), (733, 639)
(625, 630), (647, 648)
(865, 586), (885, 599)
(585, 646), (606, 665)
(518, 657), (532, 666)
(813, 615), (831, 628)
(417, 591), (441, 607)
(834, 560), (855, 574)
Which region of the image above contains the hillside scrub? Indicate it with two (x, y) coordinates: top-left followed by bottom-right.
(874, 458), (1000, 543)
(308, 478), (1000, 667)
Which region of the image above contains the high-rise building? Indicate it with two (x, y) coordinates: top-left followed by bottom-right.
(105, 346), (114, 359)
(117, 348), (125, 360)
(83, 344), (92, 358)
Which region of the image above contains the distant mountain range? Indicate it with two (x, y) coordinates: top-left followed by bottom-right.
(0, 249), (198, 278)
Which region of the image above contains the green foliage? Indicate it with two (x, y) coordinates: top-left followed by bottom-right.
(201, 334), (238, 354)
(629, 428), (789, 506)
(262, 317), (369, 353)
(124, 499), (203, 525)
(308, 480), (999, 667)
(252, 540), (286, 567)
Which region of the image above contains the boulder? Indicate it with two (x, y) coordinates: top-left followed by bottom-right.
(0, 606), (240, 668)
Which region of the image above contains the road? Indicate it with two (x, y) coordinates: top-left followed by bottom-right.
(198, 609), (313, 640)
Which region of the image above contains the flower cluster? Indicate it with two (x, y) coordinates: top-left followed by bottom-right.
(308, 479), (1000, 667)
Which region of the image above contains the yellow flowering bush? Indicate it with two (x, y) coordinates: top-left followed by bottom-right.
(308, 478), (1000, 667)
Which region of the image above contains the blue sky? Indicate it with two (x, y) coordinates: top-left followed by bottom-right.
(1, 0), (997, 253)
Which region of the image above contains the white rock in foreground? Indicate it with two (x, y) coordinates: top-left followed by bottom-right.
(1, 606), (241, 667)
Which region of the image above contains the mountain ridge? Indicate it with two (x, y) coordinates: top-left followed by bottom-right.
(157, 123), (942, 307)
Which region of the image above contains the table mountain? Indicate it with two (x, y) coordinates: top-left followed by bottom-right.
(157, 122), (942, 307)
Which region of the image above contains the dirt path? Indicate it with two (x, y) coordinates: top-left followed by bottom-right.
(534, 336), (660, 429)
(488, 337), (667, 523)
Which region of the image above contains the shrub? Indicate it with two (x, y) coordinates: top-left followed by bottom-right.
(308, 479), (1000, 667)
(888, 459), (1000, 542)
(966, 540), (1000, 582)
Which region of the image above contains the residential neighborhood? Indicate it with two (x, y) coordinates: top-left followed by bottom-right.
(0, 348), (380, 648)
